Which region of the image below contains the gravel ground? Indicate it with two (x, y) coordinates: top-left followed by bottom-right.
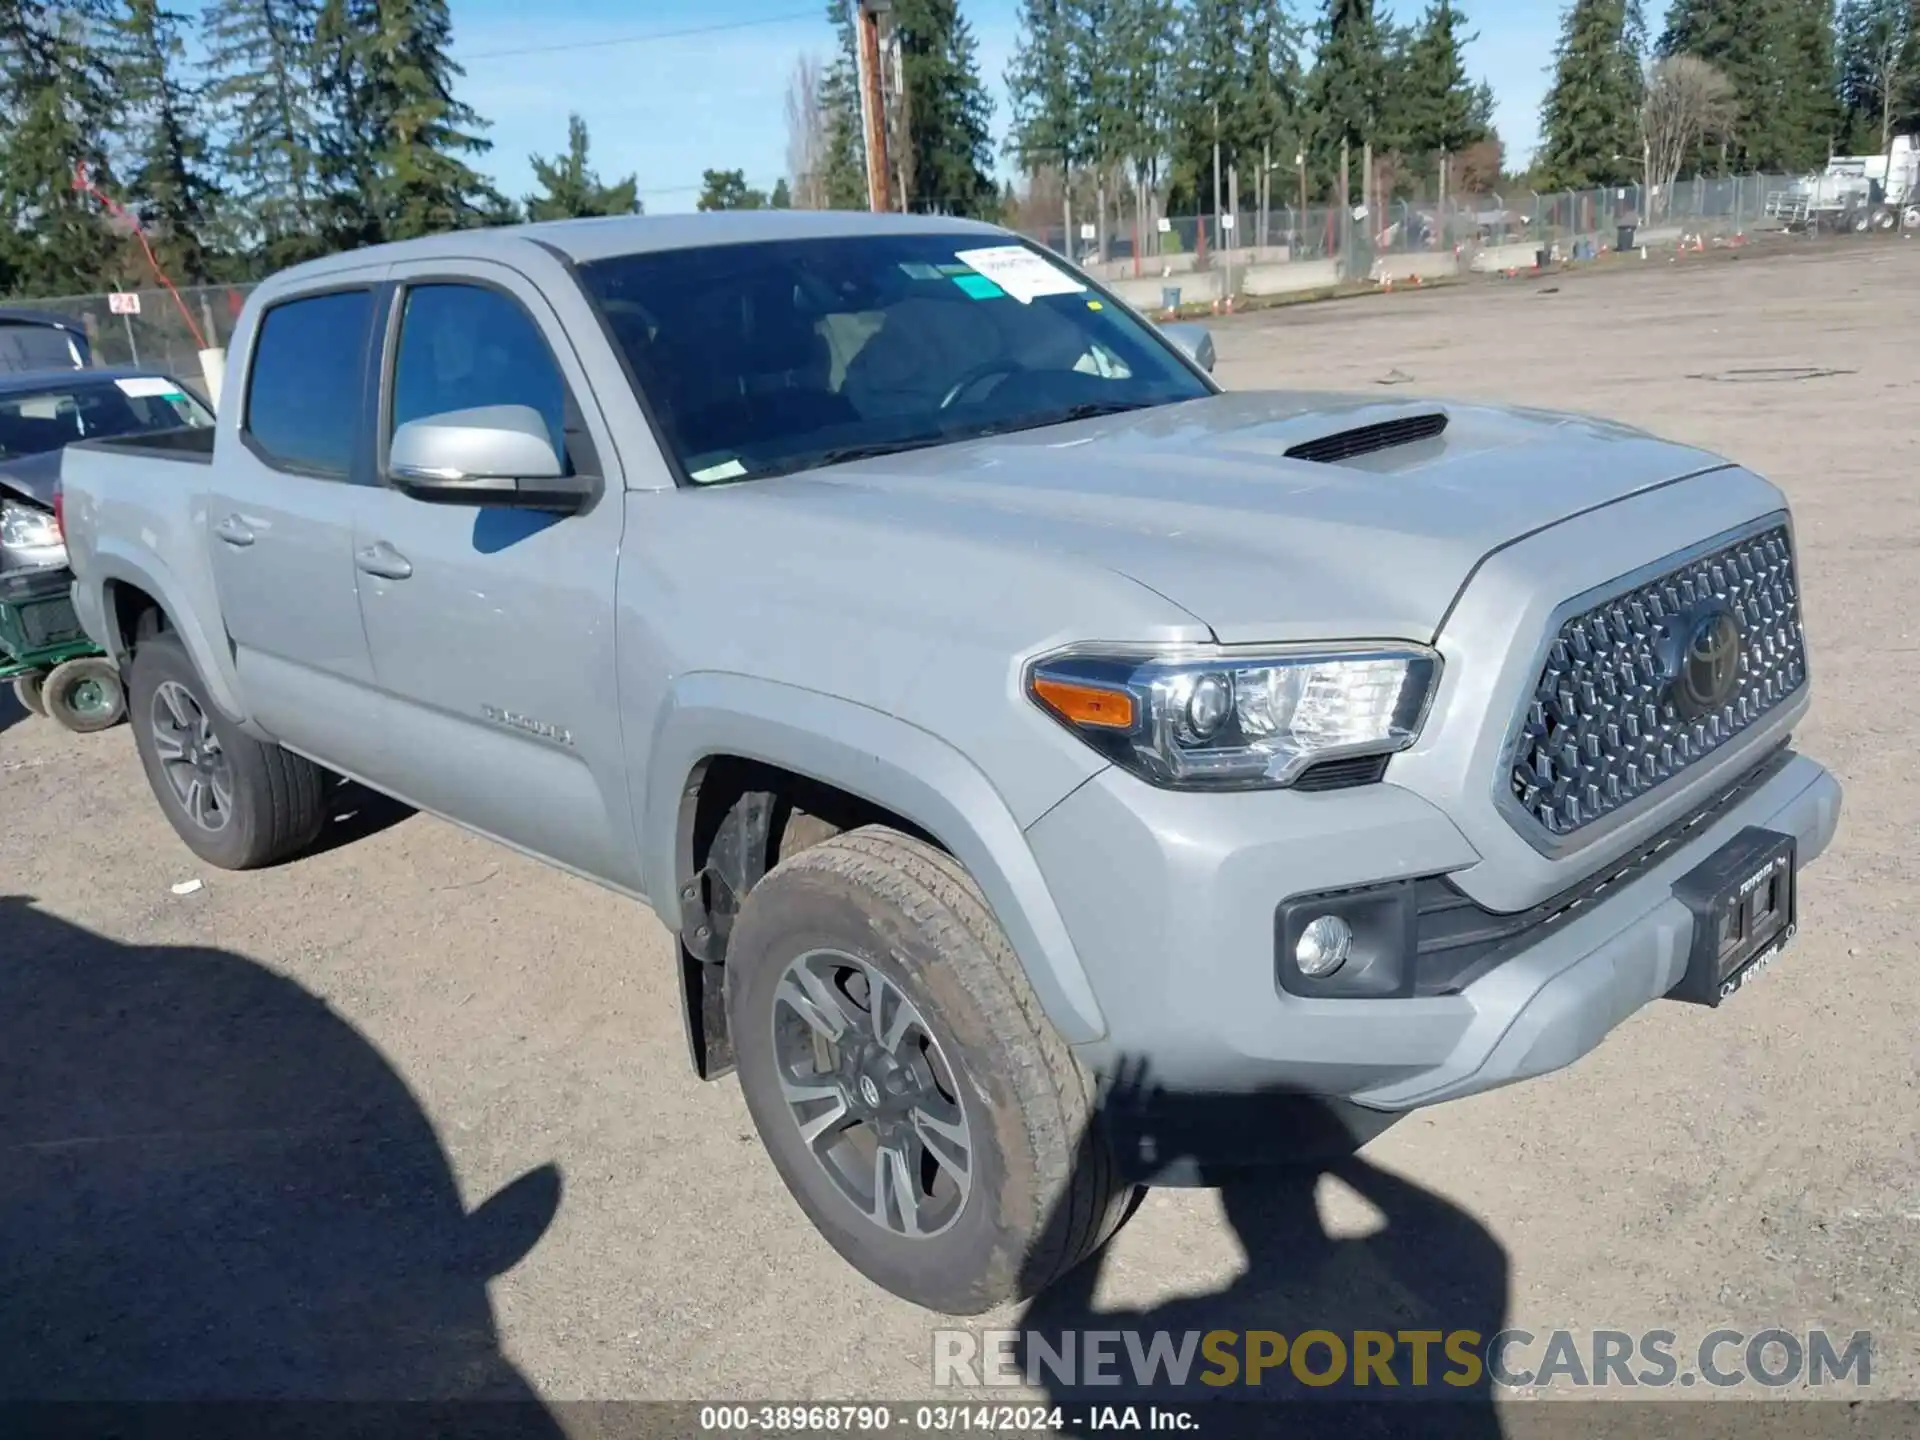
(1, 236), (1914, 1421)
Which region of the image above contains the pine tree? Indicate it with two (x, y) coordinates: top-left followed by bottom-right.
(1661, 0), (1833, 171)
(1309, 0), (1389, 180)
(107, 0), (220, 283)
(312, 0), (499, 244)
(1536, 0), (1640, 189)
(203, 0), (327, 268)
(1006, 0), (1080, 177)
(0, 0), (124, 295)
(1396, 1), (1491, 185)
(771, 177), (793, 207)
(696, 168), (768, 210)
(892, 0), (997, 216)
(524, 114), (639, 221)
(1836, 0), (1917, 151)
(818, 1), (869, 208)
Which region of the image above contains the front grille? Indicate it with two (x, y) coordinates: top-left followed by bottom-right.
(1508, 523), (1806, 839)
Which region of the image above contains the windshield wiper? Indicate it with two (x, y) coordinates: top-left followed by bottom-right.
(963, 399), (1157, 440)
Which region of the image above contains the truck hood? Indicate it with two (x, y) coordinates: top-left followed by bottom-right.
(767, 391), (1732, 643)
(0, 449), (59, 508)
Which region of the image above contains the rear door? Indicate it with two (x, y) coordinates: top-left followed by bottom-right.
(207, 282), (382, 757)
(347, 261), (635, 888)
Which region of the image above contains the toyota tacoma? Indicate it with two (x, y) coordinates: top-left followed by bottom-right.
(57, 212), (1842, 1314)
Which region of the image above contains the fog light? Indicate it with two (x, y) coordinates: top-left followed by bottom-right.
(1295, 915), (1353, 977)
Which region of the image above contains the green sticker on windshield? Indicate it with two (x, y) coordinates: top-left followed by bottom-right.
(952, 273), (1005, 300)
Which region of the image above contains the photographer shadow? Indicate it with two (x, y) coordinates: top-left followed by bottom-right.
(1015, 1064), (1509, 1439)
(0, 896), (563, 1431)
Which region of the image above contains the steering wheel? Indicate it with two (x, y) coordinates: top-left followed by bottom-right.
(939, 360), (1025, 411)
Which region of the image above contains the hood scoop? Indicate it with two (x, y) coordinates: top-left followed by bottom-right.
(1284, 410), (1449, 465)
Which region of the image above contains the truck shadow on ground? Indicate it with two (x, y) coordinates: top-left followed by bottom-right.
(1014, 1068), (1509, 1438)
(0, 897), (563, 1427)
(306, 775), (418, 858)
(0, 685), (26, 736)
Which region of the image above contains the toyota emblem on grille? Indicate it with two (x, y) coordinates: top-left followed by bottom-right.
(1664, 603), (1742, 720)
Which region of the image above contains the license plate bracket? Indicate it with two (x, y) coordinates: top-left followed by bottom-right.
(1668, 826), (1797, 1007)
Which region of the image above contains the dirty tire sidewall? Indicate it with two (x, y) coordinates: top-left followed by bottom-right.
(126, 631), (319, 870)
(727, 831), (1110, 1315)
(12, 672), (47, 717)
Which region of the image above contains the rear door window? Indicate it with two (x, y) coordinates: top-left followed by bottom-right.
(243, 289), (375, 477)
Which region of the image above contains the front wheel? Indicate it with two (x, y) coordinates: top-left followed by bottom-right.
(125, 626), (328, 869)
(725, 826), (1134, 1314)
(42, 655), (125, 732)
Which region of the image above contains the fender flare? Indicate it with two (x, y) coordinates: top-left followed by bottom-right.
(85, 547), (251, 726)
(640, 672), (1108, 1045)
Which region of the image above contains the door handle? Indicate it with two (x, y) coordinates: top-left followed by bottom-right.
(214, 515), (255, 547)
(355, 542), (413, 581)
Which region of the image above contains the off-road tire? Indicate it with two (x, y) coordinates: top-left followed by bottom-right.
(726, 825), (1134, 1314)
(126, 626), (328, 869)
(11, 672), (47, 717)
(41, 655), (125, 733)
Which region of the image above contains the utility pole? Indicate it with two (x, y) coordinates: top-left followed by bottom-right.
(1296, 149), (1306, 257)
(854, 0), (894, 213)
(1211, 102), (1222, 267)
(1339, 138), (1351, 276)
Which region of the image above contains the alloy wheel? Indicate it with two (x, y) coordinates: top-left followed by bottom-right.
(150, 680), (235, 832)
(770, 948), (973, 1238)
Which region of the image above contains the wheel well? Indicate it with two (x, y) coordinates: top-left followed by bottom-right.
(673, 756), (941, 1081)
(104, 580), (167, 654)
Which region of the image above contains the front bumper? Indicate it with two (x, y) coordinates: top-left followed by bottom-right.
(1026, 747), (1841, 1117)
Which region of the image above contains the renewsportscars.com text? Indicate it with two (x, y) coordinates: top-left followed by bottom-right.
(933, 1327), (1873, 1392)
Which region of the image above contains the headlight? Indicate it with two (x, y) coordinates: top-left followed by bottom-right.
(0, 498), (61, 551)
(1026, 643), (1441, 790)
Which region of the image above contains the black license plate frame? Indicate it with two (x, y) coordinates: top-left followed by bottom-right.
(1668, 826), (1797, 1008)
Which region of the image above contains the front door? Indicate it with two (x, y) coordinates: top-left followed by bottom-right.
(206, 282), (381, 757)
(349, 260), (635, 888)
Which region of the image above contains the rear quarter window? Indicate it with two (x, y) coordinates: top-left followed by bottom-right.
(243, 290), (374, 477)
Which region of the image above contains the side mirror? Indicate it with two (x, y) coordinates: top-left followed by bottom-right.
(1160, 321), (1216, 374)
(388, 404), (590, 512)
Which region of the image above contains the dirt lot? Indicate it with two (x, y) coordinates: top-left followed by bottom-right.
(3, 238), (1915, 1415)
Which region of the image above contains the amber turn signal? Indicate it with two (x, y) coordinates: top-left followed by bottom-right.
(1031, 675), (1136, 730)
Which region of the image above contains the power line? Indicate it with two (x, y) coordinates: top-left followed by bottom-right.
(459, 9), (823, 64)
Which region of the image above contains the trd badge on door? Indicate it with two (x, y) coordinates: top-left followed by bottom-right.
(482, 704), (575, 747)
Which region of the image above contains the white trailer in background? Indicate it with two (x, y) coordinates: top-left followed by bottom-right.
(1767, 136), (1920, 233)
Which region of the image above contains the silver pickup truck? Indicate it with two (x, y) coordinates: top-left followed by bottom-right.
(61, 212), (1842, 1314)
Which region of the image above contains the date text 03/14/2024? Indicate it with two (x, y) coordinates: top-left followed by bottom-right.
(696, 1405), (1193, 1433)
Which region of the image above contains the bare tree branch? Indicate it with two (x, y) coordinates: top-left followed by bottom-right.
(785, 54), (829, 210)
(1641, 56), (1736, 221)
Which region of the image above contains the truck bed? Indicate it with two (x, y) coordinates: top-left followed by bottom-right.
(68, 426), (216, 464)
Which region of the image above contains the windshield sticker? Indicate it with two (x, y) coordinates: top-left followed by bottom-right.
(690, 458), (748, 482)
(114, 376), (186, 399)
(952, 245), (1086, 305)
(898, 262), (945, 281)
(951, 273), (1005, 300)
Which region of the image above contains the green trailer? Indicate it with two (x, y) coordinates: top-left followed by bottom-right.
(0, 563), (124, 731)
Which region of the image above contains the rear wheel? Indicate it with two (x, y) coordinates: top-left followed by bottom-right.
(42, 656), (124, 733)
(11, 672), (47, 717)
(125, 626), (327, 869)
(725, 826), (1134, 1314)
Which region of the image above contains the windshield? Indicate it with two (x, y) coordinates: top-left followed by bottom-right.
(0, 375), (213, 460)
(576, 232), (1213, 483)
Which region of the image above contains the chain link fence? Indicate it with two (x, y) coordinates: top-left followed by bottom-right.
(1020, 174), (1803, 284)
(27, 282), (259, 400)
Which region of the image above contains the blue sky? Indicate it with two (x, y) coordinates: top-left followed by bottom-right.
(448, 0), (1562, 214)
